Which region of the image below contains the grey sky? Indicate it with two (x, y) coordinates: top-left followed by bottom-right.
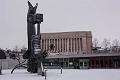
(0, 0), (120, 49)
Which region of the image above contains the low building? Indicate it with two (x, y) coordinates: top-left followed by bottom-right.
(46, 53), (120, 69)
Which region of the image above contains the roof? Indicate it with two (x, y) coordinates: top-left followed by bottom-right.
(46, 53), (120, 59)
(41, 31), (92, 39)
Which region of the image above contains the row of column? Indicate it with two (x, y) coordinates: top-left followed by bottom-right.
(41, 38), (83, 53)
(89, 58), (119, 68)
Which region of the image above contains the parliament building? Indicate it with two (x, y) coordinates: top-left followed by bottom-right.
(41, 31), (92, 54)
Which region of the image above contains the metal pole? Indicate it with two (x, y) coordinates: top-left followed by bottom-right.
(61, 67), (62, 74)
(45, 70), (47, 80)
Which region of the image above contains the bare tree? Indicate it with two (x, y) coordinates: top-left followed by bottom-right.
(92, 38), (101, 53)
(102, 38), (111, 52)
(13, 45), (19, 57)
(21, 45), (27, 53)
(14, 45), (18, 52)
(92, 38), (99, 48)
(111, 39), (120, 53)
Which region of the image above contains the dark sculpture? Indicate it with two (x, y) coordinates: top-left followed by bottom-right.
(22, 1), (47, 75)
(10, 53), (27, 74)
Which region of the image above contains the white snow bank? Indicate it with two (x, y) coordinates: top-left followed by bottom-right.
(0, 69), (120, 80)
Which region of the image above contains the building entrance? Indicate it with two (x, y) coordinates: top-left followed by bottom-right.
(79, 59), (89, 69)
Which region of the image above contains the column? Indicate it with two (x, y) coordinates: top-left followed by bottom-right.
(83, 61), (85, 68)
(69, 38), (71, 52)
(67, 38), (69, 52)
(76, 38), (78, 53)
(61, 38), (63, 52)
(61, 38), (62, 52)
(47, 39), (49, 51)
(82, 37), (87, 53)
(75, 38), (77, 52)
(48, 39), (50, 52)
(65, 38), (66, 52)
(44, 39), (45, 50)
(73, 38), (74, 52)
(53, 39), (55, 52)
(107, 57), (110, 68)
(54, 39), (56, 52)
(66, 38), (67, 52)
(77, 38), (79, 53)
(74, 38), (75, 52)
(59, 39), (61, 52)
(42, 39), (44, 50)
(57, 38), (58, 52)
(80, 38), (82, 53)
(71, 38), (72, 52)
(103, 58), (105, 68)
(45, 39), (47, 50)
(55, 39), (57, 52)
(42, 39), (44, 49)
(63, 39), (65, 52)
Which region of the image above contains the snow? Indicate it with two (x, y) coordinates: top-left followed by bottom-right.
(0, 69), (120, 80)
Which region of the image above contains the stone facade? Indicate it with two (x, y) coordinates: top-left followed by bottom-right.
(41, 31), (92, 54)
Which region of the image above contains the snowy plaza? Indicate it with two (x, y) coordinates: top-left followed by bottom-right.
(0, 69), (120, 80)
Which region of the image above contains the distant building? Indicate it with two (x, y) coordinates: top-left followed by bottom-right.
(41, 31), (92, 54)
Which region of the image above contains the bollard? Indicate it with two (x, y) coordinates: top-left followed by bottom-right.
(45, 70), (47, 80)
(61, 67), (62, 74)
(0, 66), (2, 75)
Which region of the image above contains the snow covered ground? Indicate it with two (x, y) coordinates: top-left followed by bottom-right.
(0, 69), (120, 80)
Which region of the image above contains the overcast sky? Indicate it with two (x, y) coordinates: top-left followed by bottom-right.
(0, 0), (120, 49)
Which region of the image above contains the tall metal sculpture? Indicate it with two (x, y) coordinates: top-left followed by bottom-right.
(23, 1), (47, 75)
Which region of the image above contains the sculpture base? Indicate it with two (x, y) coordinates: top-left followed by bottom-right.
(37, 62), (44, 76)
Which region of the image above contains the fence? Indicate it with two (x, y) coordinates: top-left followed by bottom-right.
(0, 58), (27, 69)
